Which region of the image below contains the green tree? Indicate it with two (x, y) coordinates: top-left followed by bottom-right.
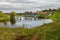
(0, 11), (10, 26)
(10, 11), (17, 25)
(49, 8), (60, 21)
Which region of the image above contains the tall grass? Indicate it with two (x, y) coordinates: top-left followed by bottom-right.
(0, 21), (60, 40)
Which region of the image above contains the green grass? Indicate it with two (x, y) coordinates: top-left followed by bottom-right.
(0, 21), (60, 40)
(0, 27), (27, 40)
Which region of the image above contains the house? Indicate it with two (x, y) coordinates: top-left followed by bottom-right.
(36, 11), (48, 15)
(36, 11), (49, 18)
(24, 11), (36, 16)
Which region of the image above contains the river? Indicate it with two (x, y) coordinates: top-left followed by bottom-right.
(4, 19), (53, 28)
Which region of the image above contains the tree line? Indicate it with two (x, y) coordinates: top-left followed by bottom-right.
(0, 11), (18, 26)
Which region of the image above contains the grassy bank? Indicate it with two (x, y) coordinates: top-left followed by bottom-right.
(0, 21), (60, 40)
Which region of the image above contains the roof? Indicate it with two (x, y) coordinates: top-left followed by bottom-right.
(37, 11), (48, 14)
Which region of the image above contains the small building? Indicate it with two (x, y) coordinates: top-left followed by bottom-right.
(36, 11), (48, 15)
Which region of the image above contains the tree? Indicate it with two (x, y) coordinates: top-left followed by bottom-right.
(10, 11), (17, 25)
(0, 11), (10, 26)
(49, 8), (60, 21)
(49, 9), (52, 12)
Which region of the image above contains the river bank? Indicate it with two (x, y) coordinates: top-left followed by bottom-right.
(0, 21), (60, 40)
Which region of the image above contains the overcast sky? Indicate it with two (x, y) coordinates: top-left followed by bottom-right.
(0, 0), (60, 13)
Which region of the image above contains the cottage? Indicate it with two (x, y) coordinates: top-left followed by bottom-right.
(36, 11), (48, 15)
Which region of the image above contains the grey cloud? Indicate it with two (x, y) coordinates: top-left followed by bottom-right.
(55, 0), (60, 2)
(0, 0), (60, 12)
(7, 0), (36, 4)
(34, 3), (60, 9)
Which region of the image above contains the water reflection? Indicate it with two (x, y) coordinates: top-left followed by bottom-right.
(0, 18), (53, 28)
(16, 19), (53, 28)
(3, 19), (52, 28)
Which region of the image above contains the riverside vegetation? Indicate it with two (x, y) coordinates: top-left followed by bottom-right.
(0, 8), (60, 40)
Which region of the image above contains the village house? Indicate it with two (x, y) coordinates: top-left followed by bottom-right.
(36, 11), (48, 15)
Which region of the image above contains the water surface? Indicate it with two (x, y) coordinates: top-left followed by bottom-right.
(0, 19), (53, 28)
